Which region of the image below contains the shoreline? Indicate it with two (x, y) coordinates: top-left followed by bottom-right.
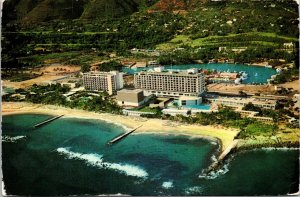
(2, 102), (239, 152)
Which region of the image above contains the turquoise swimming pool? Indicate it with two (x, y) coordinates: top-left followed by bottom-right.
(169, 100), (211, 110)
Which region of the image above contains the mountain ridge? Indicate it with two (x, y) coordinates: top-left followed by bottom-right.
(2, 0), (159, 25)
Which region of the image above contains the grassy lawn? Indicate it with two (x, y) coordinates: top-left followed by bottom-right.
(244, 122), (276, 137)
(26, 51), (81, 62)
(237, 125), (299, 148)
(157, 32), (297, 50)
(170, 35), (191, 43)
(19, 51), (105, 66)
(34, 44), (94, 46)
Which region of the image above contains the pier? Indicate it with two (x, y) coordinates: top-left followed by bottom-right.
(218, 139), (239, 161)
(108, 125), (143, 145)
(205, 139), (239, 173)
(33, 115), (64, 128)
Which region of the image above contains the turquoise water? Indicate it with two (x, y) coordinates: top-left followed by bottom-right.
(186, 104), (211, 110)
(2, 87), (15, 95)
(122, 63), (277, 84)
(2, 114), (299, 196)
(170, 100), (211, 110)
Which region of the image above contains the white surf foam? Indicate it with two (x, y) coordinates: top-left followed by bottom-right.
(2, 135), (26, 143)
(204, 163), (229, 180)
(2, 181), (7, 196)
(162, 181), (173, 189)
(211, 154), (217, 162)
(56, 147), (148, 178)
(96, 193), (130, 196)
(185, 186), (203, 195)
(261, 147), (300, 151)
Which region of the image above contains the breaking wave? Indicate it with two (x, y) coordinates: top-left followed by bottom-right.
(185, 186), (203, 195)
(2, 135), (26, 143)
(2, 181), (7, 196)
(162, 181), (173, 189)
(200, 163), (230, 180)
(56, 147), (148, 178)
(211, 154), (218, 162)
(260, 147), (300, 151)
(96, 193), (130, 196)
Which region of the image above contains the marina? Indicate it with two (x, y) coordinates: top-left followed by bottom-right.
(122, 63), (277, 84)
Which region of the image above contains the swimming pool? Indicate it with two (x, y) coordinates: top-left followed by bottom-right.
(169, 100), (211, 110)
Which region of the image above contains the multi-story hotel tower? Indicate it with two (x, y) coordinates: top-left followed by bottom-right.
(134, 69), (205, 97)
(83, 71), (123, 95)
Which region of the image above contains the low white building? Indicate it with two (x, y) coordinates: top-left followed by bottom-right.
(208, 97), (276, 109)
(162, 109), (190, 116)
(122, 109), (156, 117)
(61, 82), (77, 88)
(148, 61), (160, 66)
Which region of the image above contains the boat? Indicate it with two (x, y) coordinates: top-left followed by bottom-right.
(276, 68), (282, 72)
(241, 72), (248, 80)
(234, 78), (242, 84)
(265, 65), (273, 68)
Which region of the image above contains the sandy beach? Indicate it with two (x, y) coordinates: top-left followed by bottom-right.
(2, 102), (240, 151)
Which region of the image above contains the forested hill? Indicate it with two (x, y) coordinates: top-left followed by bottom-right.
(2, 0), (158, 25)
(1, 0), (299, 70)
(2, 0), (299, 38)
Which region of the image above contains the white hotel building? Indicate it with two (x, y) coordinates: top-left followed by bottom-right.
(83, 71), (123, 95)
(134, 69), (205, 97)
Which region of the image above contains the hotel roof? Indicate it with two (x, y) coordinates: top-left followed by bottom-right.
(117, 89), (143, 93)
(137, 70), (204, 77)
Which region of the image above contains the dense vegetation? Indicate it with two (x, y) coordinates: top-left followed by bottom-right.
(3, 85), (279, 139)
(2, 0), (159, 25)
(2, 84), (122, 114)
(163, 106), (279, 139)
(1, 70), (42, 82)
(272, 67), (299, 84)
(2, 0), (299, 70)
(98, 61), (123, 72)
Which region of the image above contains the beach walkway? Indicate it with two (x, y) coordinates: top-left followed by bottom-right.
(218, 139), (239, 160)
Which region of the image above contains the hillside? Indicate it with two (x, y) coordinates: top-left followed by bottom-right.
(151, 0), (208, 11)
(1, 0), (299, 70)
(80, 0), (158, 19)
(2, 0), (158, 25)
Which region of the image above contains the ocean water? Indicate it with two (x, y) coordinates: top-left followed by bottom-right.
(122, 63), (277, 84)
(2, 114), (299, 196)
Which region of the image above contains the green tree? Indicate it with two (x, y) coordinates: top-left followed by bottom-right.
(81, 63), (91, 73)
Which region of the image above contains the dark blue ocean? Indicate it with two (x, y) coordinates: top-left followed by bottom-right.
(2, 114), (299, 195)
